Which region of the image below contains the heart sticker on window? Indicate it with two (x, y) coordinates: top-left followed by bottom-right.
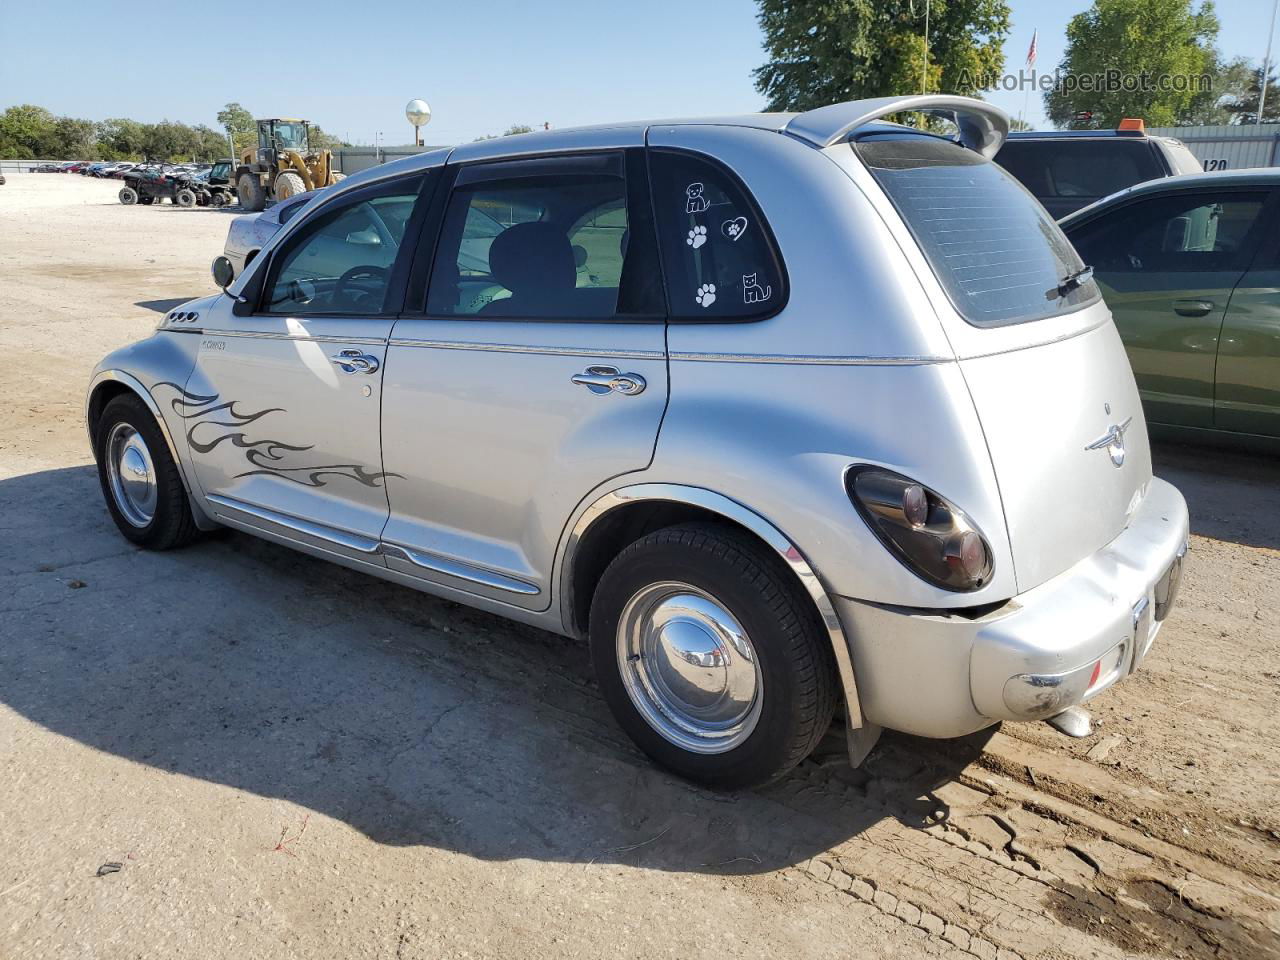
(721, 217), (749, 241)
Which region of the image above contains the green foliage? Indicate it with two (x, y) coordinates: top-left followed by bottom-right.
(308, 124), (348, 150)
(503, 124), (535, 136)
(216, 101), (255, 155)
(1045, 0), (1219, 128)
(1218, 59), (1280, 124)
(752, 0), (1012, 111)
(0, 102), (338, 161)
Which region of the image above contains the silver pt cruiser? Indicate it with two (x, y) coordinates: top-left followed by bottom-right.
(88, 95), (1189, 788)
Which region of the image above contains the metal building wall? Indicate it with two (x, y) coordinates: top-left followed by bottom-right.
(1146, 124), (1280, 171)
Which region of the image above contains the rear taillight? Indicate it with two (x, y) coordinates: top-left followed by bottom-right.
(846, 466), (994, 592)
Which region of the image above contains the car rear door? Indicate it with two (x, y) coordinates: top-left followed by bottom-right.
(379, 146), (668, 609)
(1067, 188), (1271, 428)
(185, 171), (435, 562)
(1214, 190), (1280, 437)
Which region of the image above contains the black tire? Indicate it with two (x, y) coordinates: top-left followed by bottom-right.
(273, 169), (305, 201)
(237, 172), (266, 212)
(175, 188), (196, 208)
(589, 522), (838, 789)
(119, 186), (138, 205)
(138, 196), (154, 205)
(94, 394), (200, 550)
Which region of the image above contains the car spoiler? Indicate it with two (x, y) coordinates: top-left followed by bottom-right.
(784, 94), (1010, 159)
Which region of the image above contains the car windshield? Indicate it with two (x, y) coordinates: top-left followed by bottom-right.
(854, 133), (1099, 327)
(273, 123), (308, 150)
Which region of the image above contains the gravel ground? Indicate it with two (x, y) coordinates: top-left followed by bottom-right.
(1, 173), (1278, 960)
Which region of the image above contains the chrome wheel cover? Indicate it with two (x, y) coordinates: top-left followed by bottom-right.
(616, 582), (762, 754)
(104, 422), (158, 528)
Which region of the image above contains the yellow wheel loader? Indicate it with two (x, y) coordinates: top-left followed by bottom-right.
(234, 118), (345, 212)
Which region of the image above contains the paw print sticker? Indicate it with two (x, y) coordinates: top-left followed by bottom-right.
(695, 283), (717, 308)
(686, 225), (707, 249)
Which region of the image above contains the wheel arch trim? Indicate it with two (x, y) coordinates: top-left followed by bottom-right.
(560, 482), (868, 739)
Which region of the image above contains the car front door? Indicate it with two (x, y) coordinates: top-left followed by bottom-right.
(185, 172), (434, 561)
(380, 148), (669, 609)
(1215, 195), (1280, 437)
(1068, 189), (1270, 428)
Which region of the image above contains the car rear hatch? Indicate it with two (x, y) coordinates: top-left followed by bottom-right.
(851, 132), (1152, 593)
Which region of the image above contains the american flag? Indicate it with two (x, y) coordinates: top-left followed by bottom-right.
(1026, 29), (1038, 68)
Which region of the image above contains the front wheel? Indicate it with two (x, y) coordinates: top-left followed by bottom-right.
(174, 188), (196, 208)
(118, 186), (138, 205)
(273, 170), (305, 201)
(94, 394), (200, 550)
(589, 523), (838, 789)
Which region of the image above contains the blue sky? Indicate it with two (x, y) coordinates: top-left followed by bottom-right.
(0, 0), (1272, 143)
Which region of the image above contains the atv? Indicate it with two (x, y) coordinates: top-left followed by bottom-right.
(119, 165), (228, 208)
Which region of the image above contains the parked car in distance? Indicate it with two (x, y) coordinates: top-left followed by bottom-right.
(221, 186), (325, 275)
(996, 121), (1201, 218)
(1062, 169), (1280, 445)
(88, 94), (1188, 789)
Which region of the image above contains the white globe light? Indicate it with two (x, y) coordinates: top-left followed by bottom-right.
(405, 99), (432, 127)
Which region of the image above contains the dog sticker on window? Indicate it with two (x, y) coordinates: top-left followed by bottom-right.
(685, 183), (710, 214)
(743, 273), (771, 304)
(722, 217), (748, 241)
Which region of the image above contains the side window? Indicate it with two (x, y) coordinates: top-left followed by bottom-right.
(263, 175), (426, 316)
(648, 150), (785, 320)
(1072, 193), (1267, 275)
(426, 152), (661, 319)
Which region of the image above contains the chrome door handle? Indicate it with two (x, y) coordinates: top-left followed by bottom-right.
(571, 365), (646, 396)
(331, 349), (380, 374)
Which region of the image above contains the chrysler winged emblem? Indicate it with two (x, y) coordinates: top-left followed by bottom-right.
(1086, 416), (1133, 467)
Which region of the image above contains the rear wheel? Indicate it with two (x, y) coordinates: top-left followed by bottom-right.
(175, 188), (196, 208)
(589, 523), (838, 789)
(118, 186), (138, 205)
(237, 172), (265, 212)
(94, 394), (200, 550)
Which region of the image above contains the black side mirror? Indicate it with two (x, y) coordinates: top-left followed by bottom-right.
(211, 255), (235, 289)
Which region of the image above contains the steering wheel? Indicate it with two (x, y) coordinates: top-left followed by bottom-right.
(332, 265), (389, 309)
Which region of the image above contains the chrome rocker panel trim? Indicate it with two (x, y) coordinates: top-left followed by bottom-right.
(560, 483), (874, 764)
(206, 495), (541, 597)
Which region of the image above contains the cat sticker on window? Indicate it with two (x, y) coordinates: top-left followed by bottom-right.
(685, 183), (710, 214)
(743, 273), (771, 304)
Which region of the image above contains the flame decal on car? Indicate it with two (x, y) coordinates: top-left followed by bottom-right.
(154, 382), (399, 488)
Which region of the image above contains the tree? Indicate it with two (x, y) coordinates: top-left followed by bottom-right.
(1008, 116), (1033, 131)
(0, 104), (56, 158)
(308, 124), (347, 150)
(752, 0), (1012, 112)
(216, 101), (255, 156)
(1044, 0), (1219, 129)
(1220, 60), (1280, 124)
(503, 124), (535, 136)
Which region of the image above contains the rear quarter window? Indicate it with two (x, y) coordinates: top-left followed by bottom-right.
(648, 150), (786, 320)
(855, 135), (1099, 327)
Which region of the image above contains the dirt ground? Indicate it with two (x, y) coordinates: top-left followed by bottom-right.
(1, 173), (1277, 960)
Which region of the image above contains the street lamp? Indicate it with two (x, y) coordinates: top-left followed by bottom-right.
(406, 99), (432, 147)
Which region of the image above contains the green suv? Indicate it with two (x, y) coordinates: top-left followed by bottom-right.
(1062, 170), (1280, 445)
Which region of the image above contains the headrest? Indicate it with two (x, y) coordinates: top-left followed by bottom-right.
(487, 222), (575, 295)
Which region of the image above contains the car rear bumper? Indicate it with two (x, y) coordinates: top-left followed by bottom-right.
(834, 477), (1189, 738)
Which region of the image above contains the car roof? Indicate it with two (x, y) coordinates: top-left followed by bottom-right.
(335, 95), (1010, 195)
(1059, 167), (1280, 225)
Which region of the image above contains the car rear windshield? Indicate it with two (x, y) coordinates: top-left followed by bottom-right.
(994, 139), (1165, 200)
(854, 134), (1099, 327)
